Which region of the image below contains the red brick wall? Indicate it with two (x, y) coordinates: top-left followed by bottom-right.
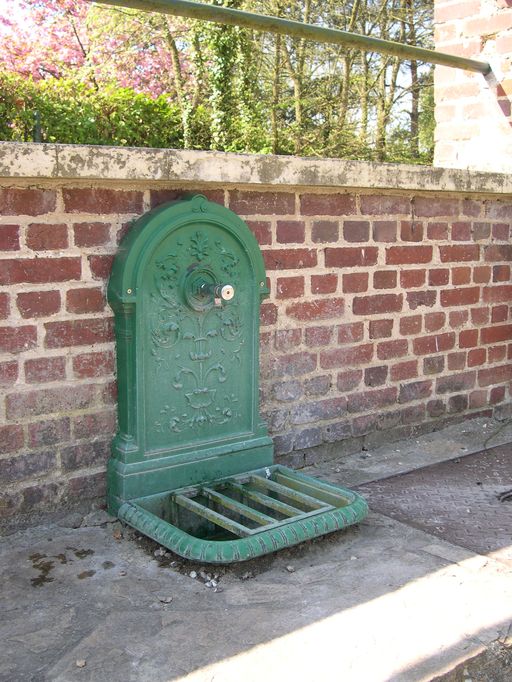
(434, 0), (512, 170)
(1, 184), (512, 522)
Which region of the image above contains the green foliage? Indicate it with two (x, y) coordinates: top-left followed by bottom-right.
(0, 1), (435, 164)
(419, 74), (435, 161)
(0, 72), (36, 142)
(0, 71), (185, 148)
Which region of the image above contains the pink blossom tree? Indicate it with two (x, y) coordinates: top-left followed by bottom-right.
(0, 0), (192, 97)
(0, 0), (198, 142)
(86, 5), (191, 97)
(0, 0), (89, 80)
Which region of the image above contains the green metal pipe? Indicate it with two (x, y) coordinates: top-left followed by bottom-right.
(93, 0), (491, 75)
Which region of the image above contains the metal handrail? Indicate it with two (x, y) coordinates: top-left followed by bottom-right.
(92, 0), (491, 74)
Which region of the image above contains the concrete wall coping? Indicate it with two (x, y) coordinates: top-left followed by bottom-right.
(1, 142), (512, 195)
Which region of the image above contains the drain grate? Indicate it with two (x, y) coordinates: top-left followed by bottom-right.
(357, 443), (512, 562)
(119, 465), (367, 563)
(172, 471), (339, 539)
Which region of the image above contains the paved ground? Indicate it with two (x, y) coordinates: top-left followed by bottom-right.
(1, 416), (512, 682)
(358, 443), (512, 566)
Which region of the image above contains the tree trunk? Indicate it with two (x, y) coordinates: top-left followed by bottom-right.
(338, 0), (361, 127)
(282, 0), (311, 155)
(283, 41), (303, 155)
(375, 0), (405, 161)
(165, 18), (190, 147)
(406, 0), (419, 159)
(358, 55), (370, 148)
(271, 33), (281, 155)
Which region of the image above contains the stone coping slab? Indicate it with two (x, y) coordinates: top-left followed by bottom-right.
(1, 142), (512, 195)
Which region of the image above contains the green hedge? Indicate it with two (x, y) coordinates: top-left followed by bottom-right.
(0, 71), (432, 163)
(0, 72), (211, 148)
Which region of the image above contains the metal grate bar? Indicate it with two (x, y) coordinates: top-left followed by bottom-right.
(274, 471), (350, 507)
(250, 475), (332, 511)
(226, 482), (303, 517)
(202, 487), (276, 525)
(174, 493), (251, 538)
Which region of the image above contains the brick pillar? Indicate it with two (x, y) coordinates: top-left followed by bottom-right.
(434, 0), (512, 171)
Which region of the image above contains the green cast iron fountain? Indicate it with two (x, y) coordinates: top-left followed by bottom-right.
(107, 195), (367, 563)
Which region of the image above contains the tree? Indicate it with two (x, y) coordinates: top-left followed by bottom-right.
(0, 0), (435, 163)
(0, 0), (90, 80)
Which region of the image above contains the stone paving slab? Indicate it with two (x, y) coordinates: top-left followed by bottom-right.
(1, 418), (511, 682)
(2, 514), (511, 682)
